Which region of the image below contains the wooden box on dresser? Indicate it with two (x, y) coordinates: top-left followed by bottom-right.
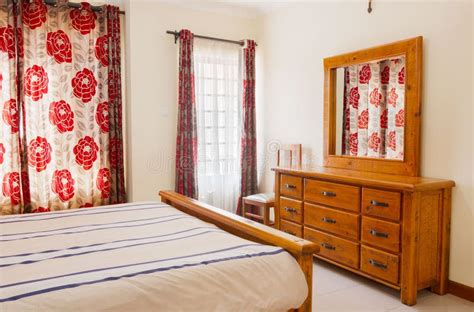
(273, 166), (455, 306)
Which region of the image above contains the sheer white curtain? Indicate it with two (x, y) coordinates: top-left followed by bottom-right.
(194, 39), (242, 213)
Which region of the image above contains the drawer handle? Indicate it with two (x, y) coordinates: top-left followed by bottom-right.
(321, 191), (336, 197)
(320, 243), (336, 250)
(369, 259), (388, 270)
(370, 200), (389, 208)
(285, 184), (297, 189)
(369, 229), (389, 238)
(284, 207), (297, 214)
(321, 217), (337, 224)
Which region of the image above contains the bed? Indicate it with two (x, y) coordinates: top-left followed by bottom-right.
(0, 191), (317, 311)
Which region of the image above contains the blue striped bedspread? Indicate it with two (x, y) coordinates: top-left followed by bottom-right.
(0, 202), (308, 311)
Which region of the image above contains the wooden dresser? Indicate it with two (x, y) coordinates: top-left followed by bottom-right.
(273, 166), (454, 305)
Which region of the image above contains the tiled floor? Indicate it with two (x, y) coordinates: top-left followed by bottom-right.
(312, 259), (473, 312)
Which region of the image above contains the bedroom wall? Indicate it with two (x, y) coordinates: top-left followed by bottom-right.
(256, 1), (473, 287)
(124, 2), (258, 201)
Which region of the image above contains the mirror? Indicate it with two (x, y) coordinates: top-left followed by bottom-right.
(334, 57), (406, 160)
(323, 37), (422, 176)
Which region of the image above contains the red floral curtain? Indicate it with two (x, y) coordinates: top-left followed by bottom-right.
(0, 0), (125, 215)
(342, 57), (405, 160)
(237, 39), (257, 215)
(175, 29), (198, 199)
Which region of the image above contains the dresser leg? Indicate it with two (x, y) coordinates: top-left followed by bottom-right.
(401, 287), (417, 306)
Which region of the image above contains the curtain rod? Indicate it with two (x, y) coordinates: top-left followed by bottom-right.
(166, 30), (257, 47)
(40, 0), (125, 15)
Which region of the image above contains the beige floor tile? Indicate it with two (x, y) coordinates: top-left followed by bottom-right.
(312, 260), (474, 312)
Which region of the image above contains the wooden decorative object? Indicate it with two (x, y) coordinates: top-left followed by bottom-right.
(159, 190), (319, 312)
(323, 36), (423, 176)
(272, 166), (454, 306)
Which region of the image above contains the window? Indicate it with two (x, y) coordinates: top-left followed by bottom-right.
(194, 39), (242, 213)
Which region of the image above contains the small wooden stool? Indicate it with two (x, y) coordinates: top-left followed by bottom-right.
(242, 144), (302, 226)
(242, 193), (275, 226)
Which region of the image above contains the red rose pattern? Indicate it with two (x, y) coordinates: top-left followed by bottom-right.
(3, 99), (19, 133)
(381, 66), (390, 84)
(349, 133), (358, 156)
(80, 203), (94, 208)
(395, 109), (405, 127)
(97, 168), (111, 199)
(0, 143), (5, 164)
(72, 68), (97, 103)
(359, 64), (371, 84)
(95, 35), (109, 66)
(27, 137), (52, 172)
(0, 26), (16, 59)
(70, 3), (97, 35)
(349, 87), (359, 109)
(0, 72), (2, 92)
(47, 30), (72, 64)
(95, 102), (109, 133)
(387, 88), (398, 107)
(358, 109), (368, 129)
(2, 172), (21, 205)
(387, 131), (396, 151)
(369, 88), (382, 107)
(368, 133), (381, 152)
(398, 67), (405, 84)
(73, 136), (99, 170)
(22, 0), (48, 30)
(52, 169), (75, 202)
(24, 65), (49, 101)
(49, 100), (74, 133)
(343, 107), (350, 131)
(32, 207), (50, 213)
(380, 109), (388, 129)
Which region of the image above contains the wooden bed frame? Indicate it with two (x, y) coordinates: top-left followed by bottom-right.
(159, 190), (319, 312)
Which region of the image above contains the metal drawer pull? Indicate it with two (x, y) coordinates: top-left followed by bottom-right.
(285, 207), (297, 213)
(370, 200), (389, 207)
(321, 217), (337, 224)
(320, 243), (336, 250)
(321, 191), (336, 197)
(285, 184), (297, 189)
(369, 229), (389, 238)
(369, 259), (388, 270)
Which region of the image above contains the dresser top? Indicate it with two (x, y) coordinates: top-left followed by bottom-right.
(272, 166), (455, 192)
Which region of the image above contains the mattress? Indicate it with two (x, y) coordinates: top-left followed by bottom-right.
(0, 202), (308, 311)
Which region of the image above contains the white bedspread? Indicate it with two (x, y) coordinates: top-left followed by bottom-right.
(0, 202), (308, 311)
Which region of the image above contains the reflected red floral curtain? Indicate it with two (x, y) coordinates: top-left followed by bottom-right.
(342, 57), (405, 160)
(237, 40), (257, 215)
(175, 29), (198, 199)
(0, 0), (125, 215)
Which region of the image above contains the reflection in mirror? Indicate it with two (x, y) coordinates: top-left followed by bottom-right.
(334, 56), (406, 160)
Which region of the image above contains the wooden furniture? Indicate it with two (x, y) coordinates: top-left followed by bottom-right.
(242, 144), (302, 226)
(273, 166), (454, 306)
(272, 37), (455, 306)
(160, 190), (319, 312)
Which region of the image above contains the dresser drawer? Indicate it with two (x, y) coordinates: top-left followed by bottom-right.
(304, 179), (360, 212)
(280, 197), (303, 224)
(304, 227), (359, 269)
(280, 219), (303, 237)
(362, 188), (401, 221)
(280, 175), (303, 199)
(304, 203), (359, 240)
(361, 217), (400, 253)
(361, 245), (399, 285)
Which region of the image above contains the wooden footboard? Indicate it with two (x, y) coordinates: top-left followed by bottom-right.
(159, 191), (318, 312)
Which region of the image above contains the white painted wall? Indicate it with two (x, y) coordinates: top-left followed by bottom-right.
(124, 1), (257, 201)
(256, 1), (473, 287)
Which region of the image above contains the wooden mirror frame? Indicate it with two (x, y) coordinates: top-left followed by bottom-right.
(323, 37), (423, 177)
